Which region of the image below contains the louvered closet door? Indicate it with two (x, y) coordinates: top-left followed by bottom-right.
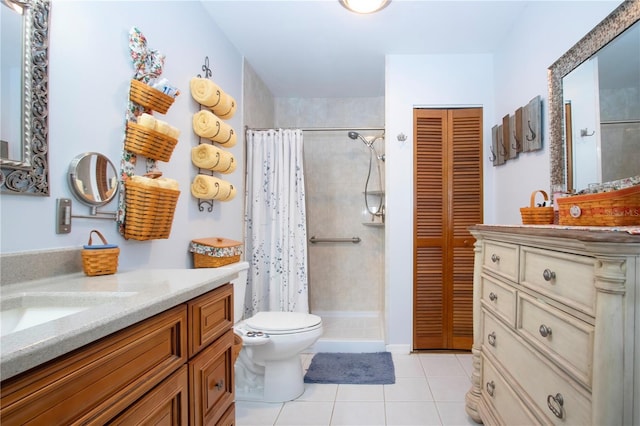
(413, 108), (482, 350)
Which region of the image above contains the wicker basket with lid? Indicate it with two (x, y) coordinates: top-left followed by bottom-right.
(190, 237), (243, 268)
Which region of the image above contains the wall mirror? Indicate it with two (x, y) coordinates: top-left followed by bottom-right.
(68, 153), (118, 207)
(0, 0), (51, 195)
(549, 0), (640, 193)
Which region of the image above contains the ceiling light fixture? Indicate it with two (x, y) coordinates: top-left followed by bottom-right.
(339, 0), (391, 14)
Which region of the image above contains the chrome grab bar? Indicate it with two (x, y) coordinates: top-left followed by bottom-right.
(309, 236), (361, 244)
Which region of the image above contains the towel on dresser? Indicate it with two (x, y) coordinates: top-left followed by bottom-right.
(191, 144), (236, 173)
(190, 175), (236, 201)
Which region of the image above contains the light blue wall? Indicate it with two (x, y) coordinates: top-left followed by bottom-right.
(1, 0), (244, 270)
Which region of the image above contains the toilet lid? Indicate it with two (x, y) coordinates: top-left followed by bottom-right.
(245, 312), (322, 333)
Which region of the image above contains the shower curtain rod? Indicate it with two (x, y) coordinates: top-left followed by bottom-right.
(245, 126), (385, 132)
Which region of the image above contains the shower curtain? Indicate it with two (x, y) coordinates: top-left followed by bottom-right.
(244, 129), (309, 317)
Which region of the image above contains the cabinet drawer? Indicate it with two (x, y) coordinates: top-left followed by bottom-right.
(519, 246), (595, 316)
(483, 241), (519, 282)
(517, 292), (594, 388)
(0, 306), (187, 425)
(190, 328), (234, 426)
(109, 365), (189, 425)
(481, 353), (538, 426)
(482, 308), (591, 425)
(481, 274), (517, 326)
(189, 283), (233, 357)
(216, 403), (236, 426)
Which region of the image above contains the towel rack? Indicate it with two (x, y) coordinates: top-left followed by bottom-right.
(309, 236), (361, 244)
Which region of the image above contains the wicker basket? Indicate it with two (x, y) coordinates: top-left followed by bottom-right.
(520, 190), (555, 225)
(129, 79), (175, 114)
(124, 180), (180, 241)
(81, 230), (119, 276)
(190, 237), (243, 268)
(125, 121), (178, 162)
(557, 185), (640, 226)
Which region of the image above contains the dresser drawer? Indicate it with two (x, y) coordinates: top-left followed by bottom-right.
(482, 308), (591, 425)
(519, 246), (595, 316)
(517, 292), (594, 388)
(483, 241), (519, 282)
(481, 274), (517, 327)
(189, 328), (234, 426)
(481, 353), (539, 426)
(188, 283), (233, 357)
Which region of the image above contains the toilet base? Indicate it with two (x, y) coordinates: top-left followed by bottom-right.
(235, 354), (305, 403)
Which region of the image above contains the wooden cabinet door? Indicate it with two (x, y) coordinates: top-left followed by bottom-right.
(413, 108), (482, 350)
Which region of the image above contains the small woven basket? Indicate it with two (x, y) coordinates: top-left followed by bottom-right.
(129, 79), (175, 114)
(557, 185), (640, 226)
(124, 180), (180, 241)
(124, 121), (178, 162)
(520, 190), (555, 225)
(81, 230), (119, 276)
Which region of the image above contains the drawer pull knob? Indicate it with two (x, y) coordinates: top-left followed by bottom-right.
(547, 393), (565, 419)
(215, 379), (224, 391)
(489, 292), (498, 301)
(488, 331), (496, 346)
(543, 269), (556, 281)
(486, 380), (495, 397)
(539, 324), (552, 338)
(491, 254), (500, 263)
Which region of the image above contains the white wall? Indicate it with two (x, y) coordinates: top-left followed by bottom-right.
(0, 1), (244, 270)
(385, 54), (495, 347)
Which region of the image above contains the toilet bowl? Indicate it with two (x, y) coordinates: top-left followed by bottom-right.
(227, 261), (323, 402)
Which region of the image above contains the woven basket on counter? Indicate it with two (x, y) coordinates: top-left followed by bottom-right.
(190, 237), (242, 268)
(124, 121), (178, 162)
(124, 180), (180, 241)
(557, 185), (640, 226)
(520, 190), (555, 225)
(81, 230), (119, 276)
(129, 79), (175, 114)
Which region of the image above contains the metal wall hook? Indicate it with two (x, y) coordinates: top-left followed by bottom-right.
(512, 131), (521, 151)
(580, 128), (596, 137)
(499, 141), (507, 157)
(489, 146), (497, 162)
(526, 120), (537, 141)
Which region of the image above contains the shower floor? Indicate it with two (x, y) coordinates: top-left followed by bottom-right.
(307, 311), (386, 353)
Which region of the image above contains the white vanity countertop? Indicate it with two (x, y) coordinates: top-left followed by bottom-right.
(0, 264), (245, 381)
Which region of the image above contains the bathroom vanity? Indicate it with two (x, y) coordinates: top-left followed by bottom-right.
(0, 266), (243, 425)
(464, 225), (640, 425)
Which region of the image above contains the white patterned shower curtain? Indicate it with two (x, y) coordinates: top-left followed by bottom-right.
(244, 129), (309, 317)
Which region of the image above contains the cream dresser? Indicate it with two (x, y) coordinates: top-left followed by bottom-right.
(464, 225), (640, 426)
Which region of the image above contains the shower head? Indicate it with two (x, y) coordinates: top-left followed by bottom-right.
(348, 131), (374, 147)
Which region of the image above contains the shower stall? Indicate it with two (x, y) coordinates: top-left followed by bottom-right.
(303, 129), (386, 353)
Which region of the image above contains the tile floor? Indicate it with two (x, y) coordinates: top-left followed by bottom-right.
(235, 352), (480, 426)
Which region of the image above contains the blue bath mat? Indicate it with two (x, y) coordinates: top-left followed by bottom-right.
(304, 352), (395, 384)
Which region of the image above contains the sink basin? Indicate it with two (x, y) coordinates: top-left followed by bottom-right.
(1, 292), (136, 336)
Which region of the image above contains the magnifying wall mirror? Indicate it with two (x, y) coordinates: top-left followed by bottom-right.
(0, 0), (50, 195)
(68, 153), (118, 207)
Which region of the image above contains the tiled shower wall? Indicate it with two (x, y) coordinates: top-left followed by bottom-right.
(275, 98), (385, 313)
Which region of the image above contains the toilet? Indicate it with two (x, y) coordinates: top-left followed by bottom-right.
(229, 261), (323, 402)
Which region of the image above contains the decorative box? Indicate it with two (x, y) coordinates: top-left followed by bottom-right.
(557, 185), (640, 226)
(190, 237), (243, 268)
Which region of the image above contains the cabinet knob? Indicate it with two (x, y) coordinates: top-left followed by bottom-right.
(539, 324), (552, 338)
(543, 269), (556, 281)
(491, 254), (500, 263)
(486, 380), (495, 397)
(487, 331), (496, 346)
(215, 379), (224, 391)
(547, 393), (565, 419)
(489, 292), (498, 302)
